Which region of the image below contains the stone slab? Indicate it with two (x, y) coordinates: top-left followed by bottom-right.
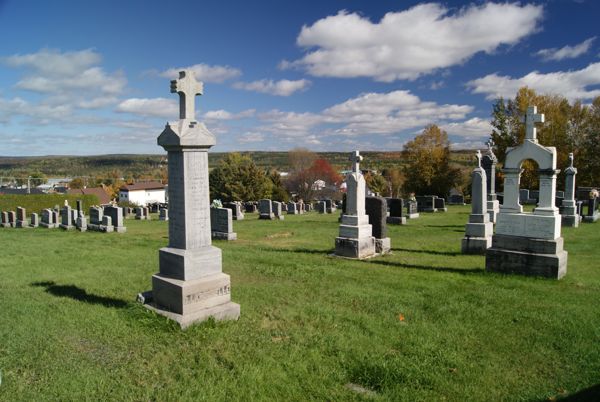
(212, 231), (237, 241)
(386, 216), (406, 225)
(158, 246), (222, 281)
(334, 236), (376, 259)
(461, 236), (491, 254)
(375, 237), (391, 254)
(495, 212), (560, 240)
(486, 247), (567, 279)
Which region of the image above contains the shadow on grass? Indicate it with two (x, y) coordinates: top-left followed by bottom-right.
(258, 247), (335, 255)
(31, 281), (128, 308)
(552, 383), (600, 402)
(423, 224), (465, 229)
(392, 247), (463, 257)
(366, 259), (483, 275)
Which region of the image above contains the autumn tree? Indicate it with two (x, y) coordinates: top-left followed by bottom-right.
(381, 168), (405, 198)
(364, 172), (388, 196)
(209, 153), (272, 202)
(268, 169), (289, 202)
(286, 153), (341, 201)
(69, 177), (85, 189)
(402, 124), (463, 197)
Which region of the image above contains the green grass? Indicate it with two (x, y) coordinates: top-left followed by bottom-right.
(0, 207), (598, 401)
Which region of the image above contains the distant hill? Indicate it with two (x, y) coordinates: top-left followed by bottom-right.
(0, 150), (478, 181)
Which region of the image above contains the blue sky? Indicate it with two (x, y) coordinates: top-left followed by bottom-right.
(0, 0), (598, 156)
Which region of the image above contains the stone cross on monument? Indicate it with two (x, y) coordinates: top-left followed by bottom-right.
(476, 149), (482, 167)
(568, 152), (574, 168)
(170, 70), (203, 120)
(521, 106), (544, 142)
(486, 138), (494, 151)
(350, 150), (363, 173)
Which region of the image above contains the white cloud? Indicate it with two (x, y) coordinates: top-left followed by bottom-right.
(441, 117), (492, 137)
(115, 98), (178, 118)
(3, 48), (101, 76)
(257, 89), (476, 140)
(535, 37), (596, 61)
(285, 3), (543, 81)
(233, 79), (311, 96)
(203, 108), (255, 120)
(239, 132), (265, 143)
(467, 62), (600, 101)
(160, 63), (241, 83)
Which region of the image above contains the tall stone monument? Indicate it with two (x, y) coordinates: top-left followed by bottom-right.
(334, 151), (376, 259)
(143, 70), (239, 327)
(461, 151), (493, 254)
(561, 153), (580, 227)
(482, 139), (500, 223)
(486, 106), (568, 279)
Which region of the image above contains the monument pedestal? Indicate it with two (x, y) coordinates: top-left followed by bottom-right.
(386, 216), (406, 225)
(335, 214), (376, 259)
(486, 234), (567, 279)
(560, 201), (580, 227)
(375, 237), (391, 254)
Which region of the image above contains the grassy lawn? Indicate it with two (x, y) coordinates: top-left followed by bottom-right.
(0, 206), (598, 401)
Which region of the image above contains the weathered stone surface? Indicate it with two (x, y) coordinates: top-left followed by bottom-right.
(272, 201), (284, 220)
(144, 69), (239, 327)
(335, 151), (376, 259)
(210, 208), (236, 241)
(259, 199), (275, 220)
(462, 151), (493, 254)
(29, 213), (39, 228)
(15, 207), (28, 228)
(104, 205), (126, 233)
(59, 205), (75, 230)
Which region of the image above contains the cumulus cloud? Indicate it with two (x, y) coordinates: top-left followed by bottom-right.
(233, 79), (311, 96)
(239, 132), (265, 143)
(467, 62), (600, 101)
(160, 63), (241, 83)
(257, 89), (479, 141)
(441, 117), (492, 137)
(203, 109), (255, 120)
(115, 98), (178, 119)
(535, 37), (596, 61)
(284, 3), (543, 81)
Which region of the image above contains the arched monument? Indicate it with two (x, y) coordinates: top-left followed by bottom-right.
(486, 106), (568, 279)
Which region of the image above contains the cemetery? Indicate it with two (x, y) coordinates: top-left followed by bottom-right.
(0, 68), (599, 400)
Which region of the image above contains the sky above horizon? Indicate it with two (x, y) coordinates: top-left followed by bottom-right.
(0, 0), (598, 156)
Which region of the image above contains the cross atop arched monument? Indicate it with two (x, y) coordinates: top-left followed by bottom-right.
(476, 149), (482, 167)
(350, 150), (363, 173)
(521, 106), (544, 142)
(170, 70), (203, 121)
(485, 138), (494, 151)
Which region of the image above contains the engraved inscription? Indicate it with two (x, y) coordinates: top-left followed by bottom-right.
(183, 285), (231, 305)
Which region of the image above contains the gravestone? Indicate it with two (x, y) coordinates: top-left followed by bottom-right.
(104, 205), (126, 233)
(211, 207), (237, 240)
(70, 208), (78, 223)
(386, 198), (406, 225)
(59, 205), (75, 230)
(486, 106), (567, 279)
(224, 202), (244, 220)
(7, 211), (16, 227)
(40, 209), (55, 228)
(88, 206), (110, 232)
(365, 196), (391, 254)
(259, 199), (275, 220)
(76, 214), (87, 232)
(406, 200), (419, 219)
(101, 216), (114, 232)
(335, 151), (376, 259)
(245, 202), (257, 213)
(159, 208), (169, 221)
(530, 190), (540, 203)
(144, 207), (151, 220)
(0, 211), (8, 228)
(76, 200), (83, 217)
(482, 139), (500, 223)
(416, 196), (436, 212)
(142, 69), (239, 327)
(272, 201), (284, 220)
(30, 213), (39, 228)
(317, 201), (327, 214)
(462, 151), (493, 254)
(434, 197), (447, 212)
(583, 197), (599, 223)
(52, 211), (59, 227)
(15, 207), (28, 228)
(561, 153), (580, 227)
(447, 194), (465, 205)
(135, 207), (146, 220)
(325, 199), (336, 214)
(287, 201), (298, 215)
(281, 202), (287, 212)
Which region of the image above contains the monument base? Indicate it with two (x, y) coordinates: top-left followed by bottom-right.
(59, 224), (75, 230)
(375, 238), (391, 254)
(485, 234), (567, 279)
(15, 221), (29, 228)
(561, 214), (580, 227)
(334, 236), (376, 259)
(88, 223), (113, 232)
(259, 213), (275, 220)
(386, 216), (406, 225)
(146, 272), (239, 328)
(461, 236), (491, 254)
(212, 231), (237, 241)
(39, 223), (57, 228)
(582, 213), (599, 223)
(407, 213), (420, 219)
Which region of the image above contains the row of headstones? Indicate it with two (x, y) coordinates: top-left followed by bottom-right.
(0, 203), (126, 233)
(510, 188), (598, 222)
(415, 195), (447, 213)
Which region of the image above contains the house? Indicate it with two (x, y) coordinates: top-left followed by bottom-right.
(67, 187), (112, 205)
(119, 181), (166, 206)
